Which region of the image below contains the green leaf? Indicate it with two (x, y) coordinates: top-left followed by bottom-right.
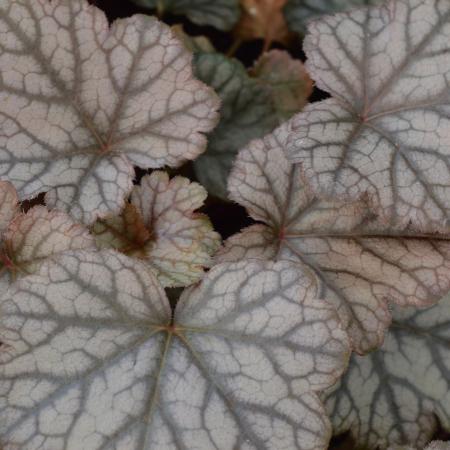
(193, 49), (313, 200)
(131, 0), (240, 30)
(284, 0), (384, 34)
(193, 53), (279, 199)
(171, 24), (216, 53)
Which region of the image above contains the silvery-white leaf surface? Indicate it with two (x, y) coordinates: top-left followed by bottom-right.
(0, 181), (18, 235)
(326, 294), (450, 448)
(0, 0), (219, 224)
(93, 171), (220, 287)
(387, 443), (450, 450)
(287, 0), (450, 232)
(219, 123), (450, 353)
(0, 182), (94, 289)
(0, 250), (350, 449)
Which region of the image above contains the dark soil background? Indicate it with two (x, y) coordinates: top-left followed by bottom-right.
(89, 1), (450, 448)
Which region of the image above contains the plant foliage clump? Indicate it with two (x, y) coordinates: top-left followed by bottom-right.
(1, 0), (450, 449)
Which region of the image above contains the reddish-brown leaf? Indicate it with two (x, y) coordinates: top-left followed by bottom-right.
(235, 0), (292, 50)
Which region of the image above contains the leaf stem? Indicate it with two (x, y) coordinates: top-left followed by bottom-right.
(156, 0), (165, 19)
(227, 37), (243, 57)
(262, 36), (272, 55)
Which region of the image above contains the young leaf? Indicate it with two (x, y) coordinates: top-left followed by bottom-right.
(0, 0), (219, 224)
(286, 0), (450, 231)
(0, 181), (19, 235)
(131, 0), (240, 30)
(219, 124), (450, 353)
(250, 50), (313, 122)
(193, 53), (278, 198)
(1, 205), (95, 284)
(326, 294), (450, 449)
(0, 251), (350, 449)
(93, 171), (220, 287)
(0, 181), (94, 287)
(284, 0), (383, 34)
(235, 0), (291, 51)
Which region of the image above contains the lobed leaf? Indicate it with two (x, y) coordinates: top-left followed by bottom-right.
(250, 50), (313, 122)
(193, 53), (278, 198)
(0, 0), (220, 224)
(194, 51), (311, 199)
(131, 0), (240, 31)
(0, 181), (18, 235)
(326, 294), (450, 448)
(93, 171), (220, 287)
(0, 251), (350, 449)
(0, 182), (94, 288)
(286, 0), (450, 231)
(219, 123), (450, 353)
(4, 206), (95, 278)
(284, 0), (383, 34)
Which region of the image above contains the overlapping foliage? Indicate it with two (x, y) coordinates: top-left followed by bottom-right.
(326, 294), (450, 448)
(93, 171), (220, 287)
(287, 0), (450, 232)
(0, 0), (450, 449)
(218, 124), (450, 353)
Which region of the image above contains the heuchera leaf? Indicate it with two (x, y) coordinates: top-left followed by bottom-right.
(193, 53), (278, 198)
(286, 0), (450, 232)
(218, 123), (450, 353)
(410, 443), (450, 450)
(0, 250), (350, 449)
(283, 0), (383, 34)
(93, 171), (220, 287)
(0, 0), (219, 224)
(387, 443), (450, 450)
(0, 181), (18, 235)
(0, 181), (94, 288)
(2, 206), (95, 283)
(250, 50), (313, 122)
(193, 51), (311, 199)
(426, 444), (450, 450)
(234, 0), (291, 50)
(131, 0), (240, 31)
(325, 294), (450, 449)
